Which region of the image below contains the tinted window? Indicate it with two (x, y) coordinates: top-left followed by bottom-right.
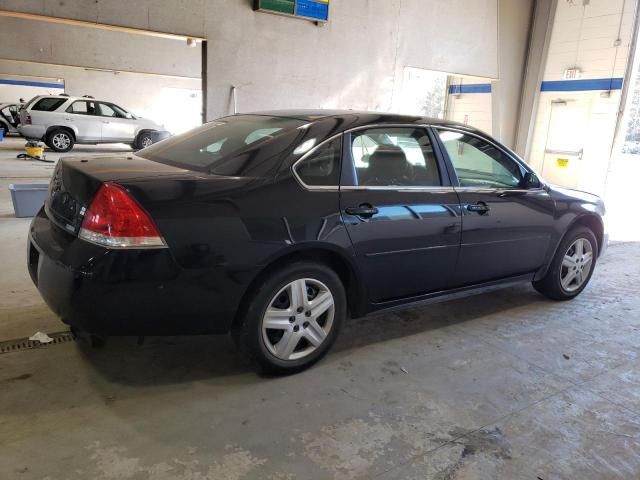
(295, 137), (342, 186)
(137, 115), (306, 174)
(66, 101), (97, 115)
(350, 127), (440, 187)
(32, 98), (66, 112)
(438, 130), (522, 188)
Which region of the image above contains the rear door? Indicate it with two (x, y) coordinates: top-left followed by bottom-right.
(65, 100), (100, 141)
(98, 102), (137, 142)
(1, 105), (18, 129)
(339, 125), (462, 303)
(435, 128), (555, 286)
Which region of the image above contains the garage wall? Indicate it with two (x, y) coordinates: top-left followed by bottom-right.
(0, 0), (536, 124)
(527, 0), (636, 194)
(446, 78), (494, 134)
(0, 73), (64, 103)
(0, 17), (201, 78)
(493, 0), (535, 147)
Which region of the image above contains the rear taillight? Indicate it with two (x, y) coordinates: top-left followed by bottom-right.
(25, 114), (32, 125)
(79, 183), (167, 249)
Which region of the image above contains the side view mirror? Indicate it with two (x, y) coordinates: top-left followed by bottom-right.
(521, 172), (541, 189)
(125, 113), (134, 119)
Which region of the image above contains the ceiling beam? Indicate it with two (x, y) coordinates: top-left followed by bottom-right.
(0, 10), (206, 42)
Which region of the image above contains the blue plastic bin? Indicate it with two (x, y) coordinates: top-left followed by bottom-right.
(9, 184), (48, 218)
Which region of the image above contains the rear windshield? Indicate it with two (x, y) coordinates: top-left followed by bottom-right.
(31, 97), (67, 112)
(137, 115), (306, 175)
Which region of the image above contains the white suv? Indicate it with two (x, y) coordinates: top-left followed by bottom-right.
(18, 95), (169, 152)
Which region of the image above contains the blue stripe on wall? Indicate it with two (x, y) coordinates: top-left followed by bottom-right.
(540, 78), (624, 92)
(448, 83), (492, 94)
(0, 79), (64, 89)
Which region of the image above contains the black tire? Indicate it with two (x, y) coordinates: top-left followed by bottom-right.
(46, 128), (74, 152)
(233, 261), (346, 374)
(134, 131), (155, 150)
(533, 226), (598, 301)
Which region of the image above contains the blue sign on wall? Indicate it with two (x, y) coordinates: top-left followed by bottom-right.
(295, 0), (329, 21)
(255, 0), (329, 22)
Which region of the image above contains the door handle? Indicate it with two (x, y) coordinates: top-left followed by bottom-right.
(345, 204), (379, 218)
(467, 202), (490, 215)
(102, 120), (110, 124)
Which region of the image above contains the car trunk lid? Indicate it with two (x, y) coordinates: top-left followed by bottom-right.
(45, 155), (195, 234)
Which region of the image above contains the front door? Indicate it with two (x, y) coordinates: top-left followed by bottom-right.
(435, 128), (555, 286)
(340, 126), (462, 303)
(98, 102), (137, 142)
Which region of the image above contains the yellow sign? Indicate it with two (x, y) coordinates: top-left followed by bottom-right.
(557, 158), (569, 167)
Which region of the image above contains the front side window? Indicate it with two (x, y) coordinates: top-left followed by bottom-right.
(438, 130), (522, 188)
(32, 97), (67, 112)
(295, 137), (342, 186)
(99, 103), (129, 118)
(350, 127), (440, 187)
(66, 101), (97, 115)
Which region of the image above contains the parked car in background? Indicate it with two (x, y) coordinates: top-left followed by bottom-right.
(28, 111), (607, 373)
(0, 102), (20, 136)
(18, 94), (170, 152)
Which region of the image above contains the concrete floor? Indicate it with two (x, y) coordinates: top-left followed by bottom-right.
(1, 136), (640, 479)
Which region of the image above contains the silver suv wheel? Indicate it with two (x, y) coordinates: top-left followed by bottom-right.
(52, 132), (71, 150)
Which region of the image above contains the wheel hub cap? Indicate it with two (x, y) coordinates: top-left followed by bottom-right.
(261, 278), (335, 361)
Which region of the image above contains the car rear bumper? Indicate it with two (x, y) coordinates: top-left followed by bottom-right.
(28, 208), (241, 336)
(18, 125), (46, 140)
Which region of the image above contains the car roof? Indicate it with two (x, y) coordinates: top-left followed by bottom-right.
(245, 109), (477, 133)
(32, 94), (98, 102)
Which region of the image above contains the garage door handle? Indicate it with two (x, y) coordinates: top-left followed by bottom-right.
(345, 205), (378, 218)
(467, 202), (490, 214)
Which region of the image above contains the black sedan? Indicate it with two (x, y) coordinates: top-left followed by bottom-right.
(28, 111), (607, 372)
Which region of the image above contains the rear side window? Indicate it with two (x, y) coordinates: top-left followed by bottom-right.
(137, 115), (306, 174)
(350, 127), (441, 187)
(295, 137), (342, 186)
(66, 101), (97, 115)
(31, 98), (66, 112)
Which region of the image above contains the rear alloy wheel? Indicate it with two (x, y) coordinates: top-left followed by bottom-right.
(46, 128), (74, 152)
(262, 278), (335, 361)
(533, 226), (598, 300)
(235, 262), (345, 373)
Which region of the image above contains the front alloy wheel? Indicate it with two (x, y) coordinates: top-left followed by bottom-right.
(533, 226), (598, 300)
(262, 278), (335, 361)
(560, 238), (594, 292)
(234, 262), (346, 373)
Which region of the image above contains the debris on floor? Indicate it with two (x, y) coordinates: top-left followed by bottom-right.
(28, 331), (53, 344)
